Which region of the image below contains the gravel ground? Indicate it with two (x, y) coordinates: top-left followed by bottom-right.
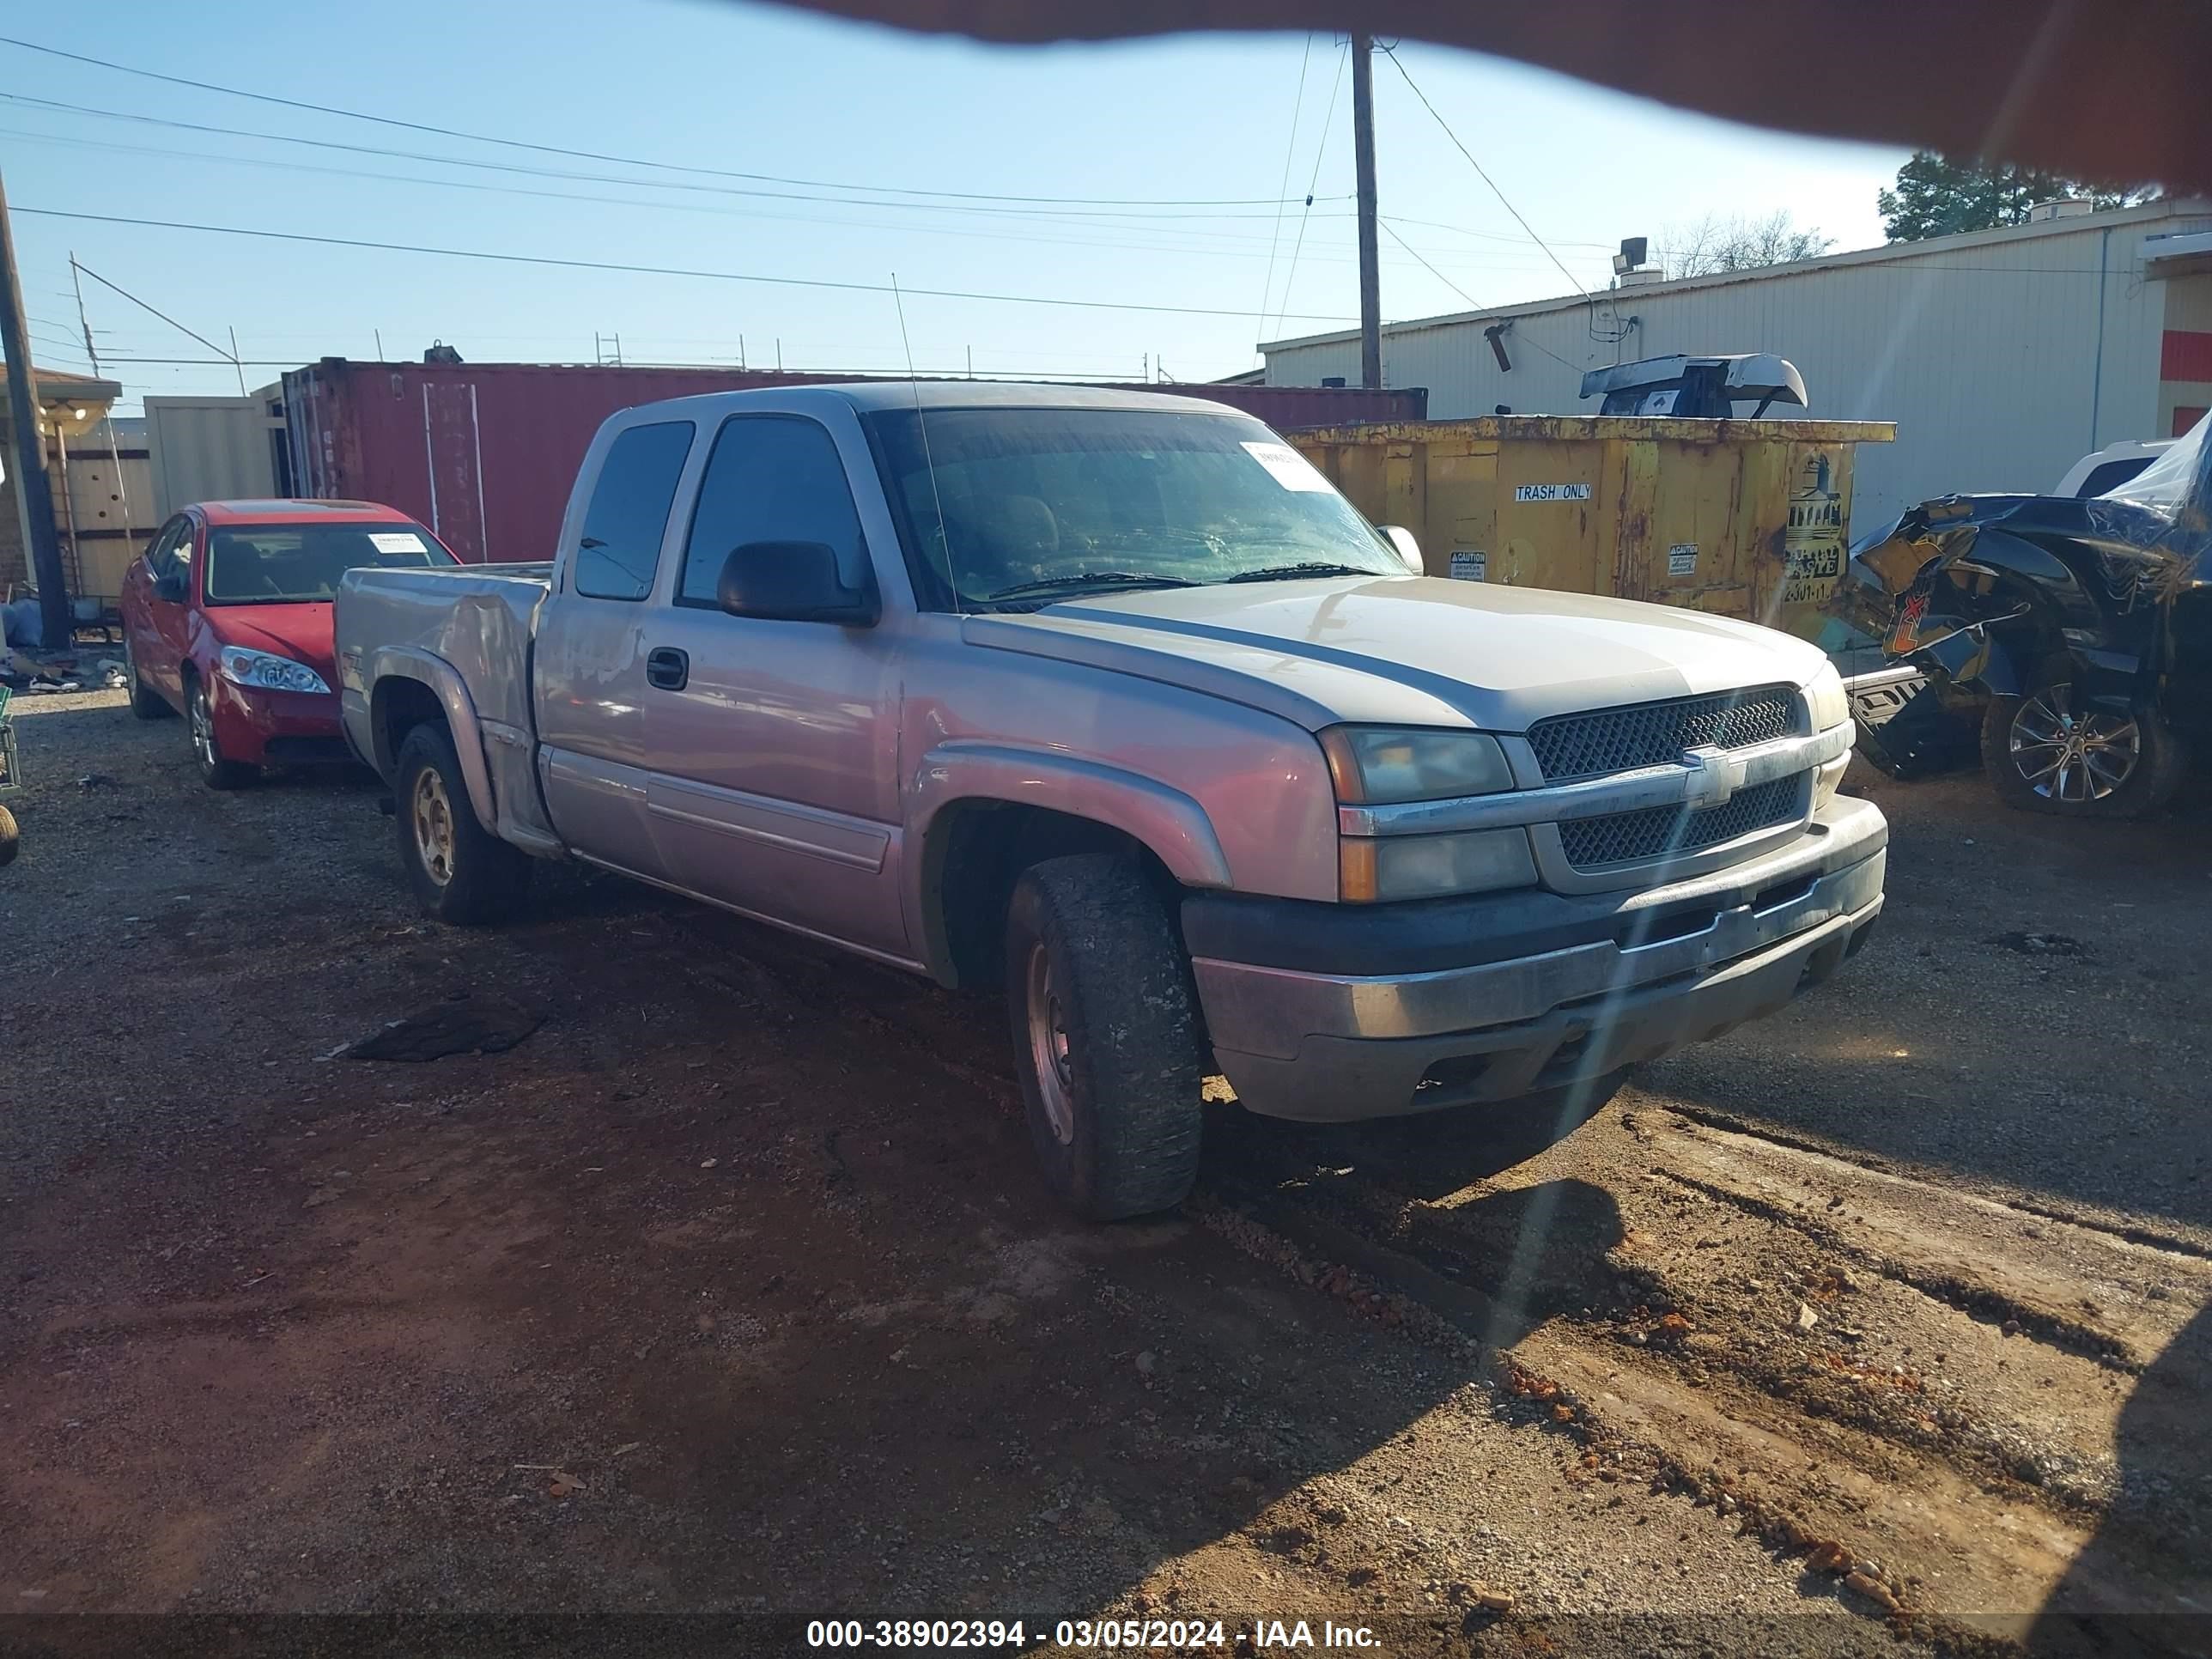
(2, 690), (2207, 1656)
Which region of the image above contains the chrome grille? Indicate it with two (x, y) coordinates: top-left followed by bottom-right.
(1528, 686), (1799, 781)
(1559, 775), (1802, 869)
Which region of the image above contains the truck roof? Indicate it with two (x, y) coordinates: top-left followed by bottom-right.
(623, 380), (1264, 420)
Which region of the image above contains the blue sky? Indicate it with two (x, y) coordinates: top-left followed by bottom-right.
(3, 0), (1908, 412)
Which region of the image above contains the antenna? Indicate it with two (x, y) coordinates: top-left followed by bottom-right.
(891, 271), (960, 617)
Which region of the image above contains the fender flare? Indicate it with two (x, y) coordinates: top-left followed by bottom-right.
(908, 742), (1234, 982)
(365, 647), (500, 834)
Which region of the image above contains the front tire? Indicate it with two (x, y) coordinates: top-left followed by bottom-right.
(186, 674), (256, 790)
(1004, 854), (1206, 1221)
(393, 723), (531, 924)
(1981, 684), (2185, 819)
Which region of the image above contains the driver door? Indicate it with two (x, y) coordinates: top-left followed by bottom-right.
(127, 515), (196, 703)
(641, 414), (908, 958)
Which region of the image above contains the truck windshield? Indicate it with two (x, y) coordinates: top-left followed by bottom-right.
(204, 524), (454, 605)
(864, 406), (1407, 611)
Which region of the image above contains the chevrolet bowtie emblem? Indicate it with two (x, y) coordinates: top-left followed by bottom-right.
(1680, 744), (1747, 810)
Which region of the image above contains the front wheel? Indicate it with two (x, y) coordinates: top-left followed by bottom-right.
(1004, 854), (1206, 1220)
(186, 675), (256, 790)
(1981, 684), (2185, 819)
(393, 724), (532, 924)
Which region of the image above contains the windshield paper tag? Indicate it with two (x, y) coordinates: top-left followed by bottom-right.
(1513, 483), (1591, 502)
(1449, 549), (1486, 581)
(1668, 543), (1698, 576)
(1242, 441), (1332, 492)
(368, 532), (427, 554)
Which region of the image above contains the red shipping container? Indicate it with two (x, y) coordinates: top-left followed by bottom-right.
(281, 361), (1424, 562)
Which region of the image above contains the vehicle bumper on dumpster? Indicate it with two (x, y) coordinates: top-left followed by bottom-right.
(1186, 795), (1887, 1122)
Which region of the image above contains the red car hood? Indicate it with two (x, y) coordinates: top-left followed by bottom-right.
(204, 603), (337, 684)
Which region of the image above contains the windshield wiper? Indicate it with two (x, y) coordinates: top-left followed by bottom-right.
(1222, 562), (1376, 583)
(983, 571), (1199, 604)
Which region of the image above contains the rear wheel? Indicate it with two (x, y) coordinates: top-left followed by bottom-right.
(124, 637), (170, 720)
(394, 723), (531, 924)
(1981, 683), (2185, 819)
(186, 674), (256, 790)
(1004, 854), (1206, 1220)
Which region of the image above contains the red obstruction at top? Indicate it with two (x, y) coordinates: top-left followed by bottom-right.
(758, 0), (2212, 193)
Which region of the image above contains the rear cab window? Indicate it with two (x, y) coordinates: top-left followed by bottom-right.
(573, 422), (696, 600)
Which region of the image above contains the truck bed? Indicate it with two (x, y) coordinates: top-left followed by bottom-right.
(336, 562), (552, 740)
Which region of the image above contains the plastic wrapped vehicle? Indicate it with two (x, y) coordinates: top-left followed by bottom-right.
(1828, 417), (2212, 817)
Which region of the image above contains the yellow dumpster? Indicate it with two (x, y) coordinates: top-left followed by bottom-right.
(1289, 416), (1894, 642)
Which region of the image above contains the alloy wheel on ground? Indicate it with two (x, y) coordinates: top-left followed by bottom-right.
(2007, 684), (2140, 805)
(410, 767), (457, 888)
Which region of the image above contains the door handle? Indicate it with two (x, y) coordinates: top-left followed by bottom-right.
(646, 647), (689, 690)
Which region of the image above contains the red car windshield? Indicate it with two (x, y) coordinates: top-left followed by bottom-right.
(203, 523), (453, 605)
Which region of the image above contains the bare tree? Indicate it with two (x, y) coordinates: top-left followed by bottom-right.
(1657, 211), (1835, 277)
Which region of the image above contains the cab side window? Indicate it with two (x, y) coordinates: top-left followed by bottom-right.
(572, 422), (696, 601)
(146, 517), (190, 578)
(677, 416), (866, 607)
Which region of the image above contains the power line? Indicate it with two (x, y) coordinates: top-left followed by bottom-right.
(1382, 47), (1591, 299)
(1378, 220), (1489, 313)
(0, 124), (1400, 274)
(69, 258), (240, 367)
(13, 207), (1366, 325)
(1255, 33), (1316, 353)
(0, 35), (1328, 212)
(1272, 39), (1351, 341)
(0, 94), (1346, 227)
(1381, 212), (1616, 252)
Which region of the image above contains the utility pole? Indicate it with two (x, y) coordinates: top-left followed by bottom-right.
(1351, 33), (1382, 391)
(0, 169), (68, 649)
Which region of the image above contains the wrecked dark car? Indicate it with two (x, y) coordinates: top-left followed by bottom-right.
(1826, 421), (2212, 818)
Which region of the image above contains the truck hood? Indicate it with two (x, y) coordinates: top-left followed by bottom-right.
(963, 574), (1828, 732)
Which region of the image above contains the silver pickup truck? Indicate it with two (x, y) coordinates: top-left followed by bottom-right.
(335, 383), (1886, 1218)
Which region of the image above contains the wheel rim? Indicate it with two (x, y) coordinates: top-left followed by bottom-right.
(2008, 685), (2140, 805)
(189, 684), (221, 771)
(411, 767), (459, 887)
(1024, 940), (1077, 1146)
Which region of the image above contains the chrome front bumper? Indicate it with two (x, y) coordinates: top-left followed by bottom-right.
(1192, 795), (1887, 1122)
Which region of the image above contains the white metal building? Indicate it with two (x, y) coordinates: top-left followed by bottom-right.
(1259, 199), (2212, 532)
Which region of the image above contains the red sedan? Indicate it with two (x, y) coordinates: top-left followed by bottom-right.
(119, 500), (456, 787)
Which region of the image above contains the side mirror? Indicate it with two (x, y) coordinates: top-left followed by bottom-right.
(1379, 524), (1425, 575)
(717, 540), (879, 626)
(153, 569), (189, 604)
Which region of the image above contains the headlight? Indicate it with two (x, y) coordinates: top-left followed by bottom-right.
(1340, 828), (1535, 902)
(217, 646), (331, 694)
(1320, 726), (1514, 804)
(1804, 661), (1850, 732)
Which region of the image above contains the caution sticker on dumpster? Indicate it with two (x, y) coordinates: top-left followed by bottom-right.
(1241, 441), (1332, 492)
(1513, 483), (1591, 502)
(1668, 543), (1698, 577)
(1449, 549), (1487, 581)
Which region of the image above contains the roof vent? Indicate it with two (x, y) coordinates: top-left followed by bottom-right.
(2027, 198), (2095, 222)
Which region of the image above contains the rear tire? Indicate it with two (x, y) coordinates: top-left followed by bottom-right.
(125, 638), (170, 720)
(394, 723), (532, 925)
(186, 674), (256, 790)
(1004, 854), (1206, 1220)
(1981, 683), (2185, 820)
